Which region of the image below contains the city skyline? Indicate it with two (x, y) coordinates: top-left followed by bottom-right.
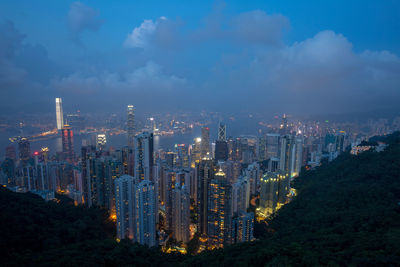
(0, 0), (399, 263)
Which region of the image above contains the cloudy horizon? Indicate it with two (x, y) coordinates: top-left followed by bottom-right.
(1, 0), (399, 115)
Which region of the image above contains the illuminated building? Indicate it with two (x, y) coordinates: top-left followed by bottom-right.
(245, 162), (261, 195)
(55, 97), (64, 130)
(171, 184), (190, 243)
(218, 122), (226, 141)
(134, 132), (154, 181)
(219, 160), (241, 184)
(279, 114), (289, 135)
(256, 136), (267, 161)
(18, 137), (31, 165)
(96, 134), (107, 151)
(165, 152), (175, 168)
(134, 179), (156, 247)
(196, 159), (215, 234)
(259, 172), (280, 217)
(127, 105), (135, 149)
(105, 158), (123, 215)
(200, 127), (210, 158)
(291, 136), (303, 178)
(115, 175), (137, 240)
(232, 176), (250, 215)
(266, 133), (280, 159)
(207, 169), (232, 248)
(81, 145), (95, 205)
(175, 144), (189, 168)
(231, 212), (254, 244)
(40, 147), (49, 163)
(279, 135), (295, 202)
(190, 137), (202, 167)
(164, 169), (177, 230)
(61, 125), (74, 162)
(116, 146), (131, 175)
(229, 138), (242, 161)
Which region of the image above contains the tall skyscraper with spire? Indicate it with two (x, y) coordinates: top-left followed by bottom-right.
(127, 105), (135, 149)
(55, 98), (64, 130)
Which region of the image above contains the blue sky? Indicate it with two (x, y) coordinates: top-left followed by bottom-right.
(0, 0), (399, 114)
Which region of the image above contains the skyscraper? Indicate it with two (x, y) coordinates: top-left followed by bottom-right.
(134, 132), (154, 181)
(207, 169), (232, 248)
(115, 175), (136, 240)
(134, 179), (156, 247)
(127, 105), (135, 149)
(259, 172), (280, 218)
(218, 123), (226, 141)
(279, 135), (294, 175)
(215, 140), (228, 161)
(175, 144), (189, 168)
(18, 137), (31, 165)
(256, 136), (267, 161)
(196, 159), (215, 235)
(279, 114), (289, 135)
(232, 176), (250, 216)
(171, 184), (190, 243)
(266, 133), (280, 159)
(96, 134), (107, 151)
(61, 125), (74, 162)
(190, 137), (202, 167)
(200, 127), (210, 158)
(231, 212), (254, 244)
(291, 136), (303, 177)
(55, 98), (64, 130)
(245, 162), (261, 195)
(335, 131), (346, 153)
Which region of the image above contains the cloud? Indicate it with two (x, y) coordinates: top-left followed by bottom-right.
(0, 20), (27, 88)
(231, 10), (289, 45)
(124, 17), (167, 48)
(207, 30), (400, 113)
(52, 61), (186, 94)
(1, 5), (400, 115)
(68, 1), (103, 43)
(124, 9), (289, 52)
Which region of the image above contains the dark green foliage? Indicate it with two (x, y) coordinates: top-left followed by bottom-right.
(0, 188), (115, 265)
(1, 132), (400, 266)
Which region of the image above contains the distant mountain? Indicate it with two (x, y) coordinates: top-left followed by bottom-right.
(1, 132), (400, 266)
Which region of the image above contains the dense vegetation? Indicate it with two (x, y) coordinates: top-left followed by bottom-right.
(1, 132), (399, 266)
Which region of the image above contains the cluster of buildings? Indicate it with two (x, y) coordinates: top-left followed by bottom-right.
(1, 98), (390, 252)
